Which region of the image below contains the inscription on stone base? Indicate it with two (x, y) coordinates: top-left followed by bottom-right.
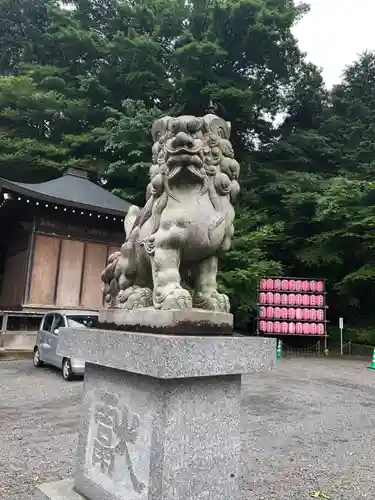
(83, 379), (153, 500)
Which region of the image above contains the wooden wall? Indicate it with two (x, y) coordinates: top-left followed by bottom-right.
(0, 229), (30, 307)
(26, 234), (120, 309)
(28, 235), (59, 306)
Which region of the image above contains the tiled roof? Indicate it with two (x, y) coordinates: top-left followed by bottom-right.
(0, 168), (131, 216)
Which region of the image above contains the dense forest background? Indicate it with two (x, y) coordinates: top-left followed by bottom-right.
(1, 0), (375, 341)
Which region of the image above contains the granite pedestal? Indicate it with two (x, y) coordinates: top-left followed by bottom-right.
(36, 328), (275, 500)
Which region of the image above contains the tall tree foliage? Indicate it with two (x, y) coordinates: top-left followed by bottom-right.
(257, 52), (375, 335)
(303, 53), (375, 328)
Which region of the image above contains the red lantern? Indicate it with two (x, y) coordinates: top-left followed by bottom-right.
(266, 306), (274, 319)
(274, 307), (281, 319)
(316, 281), (324, 293)
(296, 308), (303, 320)
(309, 295), (317, 307)
(274, 278), (282, 290)
(296, 280), (302, 291)
(266, 292), (273, 304)
(281, 279), (289, 291)
(310, 309), (317, 321)
(317, 309), (324, 321)
(288, 308), (296, 320)
(288, 294), (296, 306)
(273, 293), (281, 305)
(288, 322), (296, 334)
(259, 320), (266, 332)
(273, 321), (281, 333)
(303, 309), (310, 321)
(259, 293), (267, 304)
(281, 322), (288, 333)
(302, 280), (309, 292)
(296, 322), (303, 334)
(317, 295), (324, 307)
(288, 279), (296, 291)
(281, 294), (288, 305)
(259, 279), (267, 290)
(281, 308), (288, 319)
(302, 295), (310, 306)
(303, 323), (310, 334)
(267, 321), (273, 333)
(259, 306), (266, 318)
(309, 280), (316, 292)
(295, 294), (303, 306)
(266, 278), (274, 291)
(317, 323), (325, 335)
(310, 323), (317, 335)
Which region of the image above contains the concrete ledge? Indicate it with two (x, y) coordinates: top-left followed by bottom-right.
(57, 328), (276, 379)
(1, 331), (36, 351)
(35, 480), (83, 500)
(0, 348), (33, 360)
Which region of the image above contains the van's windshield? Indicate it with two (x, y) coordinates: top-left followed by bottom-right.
(66, 316), (98, 328)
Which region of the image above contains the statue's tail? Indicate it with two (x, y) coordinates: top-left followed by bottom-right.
(101, 205), (141, 305)
(124, 205), (141, 240)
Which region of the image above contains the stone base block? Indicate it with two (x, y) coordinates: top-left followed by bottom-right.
(57, 329), (274, 378)
(74, 362), (242, 500)
(99, 307), (233, 335)
(35, 479), (82, 500)
(38, 331), (276, 500)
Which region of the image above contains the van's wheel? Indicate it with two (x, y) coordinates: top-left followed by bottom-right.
(62, 358), (74, 381)
(33, 347), (43, 367)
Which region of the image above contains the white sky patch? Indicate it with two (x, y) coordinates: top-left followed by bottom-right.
(293, 0), (375, 88)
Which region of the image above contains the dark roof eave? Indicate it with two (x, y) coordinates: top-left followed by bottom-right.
(0, 178), (128, 217)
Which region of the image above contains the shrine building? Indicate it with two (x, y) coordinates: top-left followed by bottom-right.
(0, 167), (129, 351)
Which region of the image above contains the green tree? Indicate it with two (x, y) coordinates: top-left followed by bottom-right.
(261, 51), (375, 333)
(0, 0), (112, 180)
(298, 53), (375, 326)
(219, 213), (283, 328)
(97, 99), (163, 205)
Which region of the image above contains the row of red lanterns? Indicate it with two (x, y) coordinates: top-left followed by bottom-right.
(259, 321), (325, 335)
(259, 279), (324, 293)
(259, 293), (324, 307)
(259, 307), (324, 321)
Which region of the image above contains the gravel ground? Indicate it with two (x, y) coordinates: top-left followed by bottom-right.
(241, 357), (375, 499)
(0, 360), (82, 499)
(1, 357), (375, 499)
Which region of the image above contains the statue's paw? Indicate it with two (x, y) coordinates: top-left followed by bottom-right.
(156, 288), (192, 310)
(118, 286), (153, 310)
(219, 293), (230, 313)
(194, 291), (230, 313)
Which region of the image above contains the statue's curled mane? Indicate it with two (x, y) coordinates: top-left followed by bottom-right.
(133, 114), (240, 241)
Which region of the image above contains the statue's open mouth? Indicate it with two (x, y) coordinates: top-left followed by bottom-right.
(164, 152), (205, 184)
(166, 152), (203, 167)
(166, 152), (204, 181)
(164, 137), (205, 184)
(166, 144), (201, 154)
(165, 144), (203, 175)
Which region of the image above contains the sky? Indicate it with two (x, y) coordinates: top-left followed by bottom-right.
(292, 0), (375, 88)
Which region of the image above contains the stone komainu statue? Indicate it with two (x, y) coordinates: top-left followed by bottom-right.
(101, 114), (240, 312)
